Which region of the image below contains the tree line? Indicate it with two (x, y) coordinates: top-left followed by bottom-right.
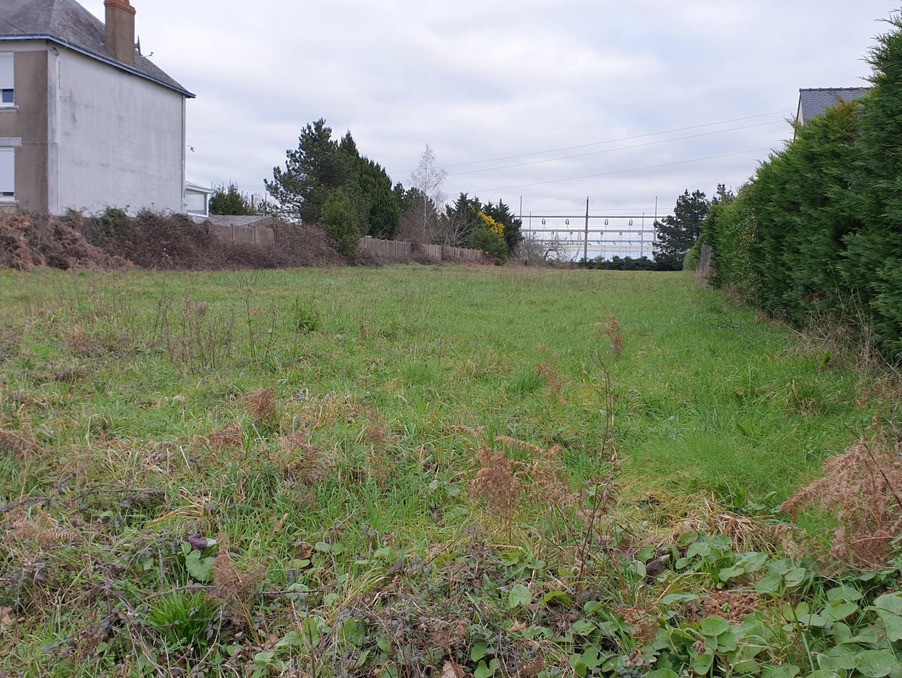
(211, 120), (522, 262)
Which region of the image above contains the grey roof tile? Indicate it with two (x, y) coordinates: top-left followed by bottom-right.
(797, 87), (870, 124)
(0, 0), (192, 97)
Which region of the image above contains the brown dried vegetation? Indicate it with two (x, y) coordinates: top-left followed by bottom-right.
(210, 536), (265, 627)
(781, 418), (902, 568)
(245, 387), (279, 425)
(469, 436), (578, 536)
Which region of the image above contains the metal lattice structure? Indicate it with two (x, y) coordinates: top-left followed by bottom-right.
(521, 200), (668, 262)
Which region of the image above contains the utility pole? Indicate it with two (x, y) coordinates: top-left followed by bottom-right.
(583, 197), (589, 264)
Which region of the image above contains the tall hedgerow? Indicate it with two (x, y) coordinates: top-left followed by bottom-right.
(745, 101), (863, 322)
(705, 190), (757, 296)
(703, 9), (902, 362)
(840, 13), (902, 358)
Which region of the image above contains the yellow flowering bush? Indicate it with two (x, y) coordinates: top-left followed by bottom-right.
(472, 211), (507, 264)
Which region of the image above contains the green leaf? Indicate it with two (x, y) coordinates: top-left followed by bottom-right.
(687, 542), (712, 559)
(342, 618), (366, 647)
(543, 590), (573, 607)
(644, 670), (679, 678)
(831, 622), (853, 643)
(761, 665), (800, 678)
(768, 558), (794, 575)
(855, 650), (898, 678)
(874, 592), (902, 615)
(184, 550), (214, 582)
(254, 651), (276, 666)
(629, 560), (647, 578)
(738, 551), (768, 573)
(719, 565), (746, 581)
(716, 629), (738, 652)
(662, 592), (699, 606)
(826, 585), (863, 602)
(821, 599), (859, 622)
(275, 631), (303, 649)
(581, 646), (602, 669)
(470, 641), (488, 662)
(783, 567), (807, 588)
(699, 615), (731, 637)
(474, 659), (498, 678)
(692, 652), (715, 674)
(570, 619), (596, 636)
(847, 626), (881, 647)
(508, 584), (532, 609)
(818, 647), (859, 672)
(756, 573), (783, 595)
(874, 592), (902, 642)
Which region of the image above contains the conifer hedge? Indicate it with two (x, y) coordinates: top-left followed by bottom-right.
(704, 13), (902, 362)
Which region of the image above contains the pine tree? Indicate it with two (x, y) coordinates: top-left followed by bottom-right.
(654, 190), (709, 270)
(265, 119), (346, 224)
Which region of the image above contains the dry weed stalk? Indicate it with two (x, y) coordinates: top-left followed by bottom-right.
(781, 418), (902, 568)
(210, 534), (264, 629)
(469, 446), (523, 536)
(4, 508), (80, 549)
(204, 422), (245, 454)
(68, 324), (98, 356)
(603, 314), (624, 358)
(495, 436), (577, 509)
(535, 362), (564, 402)
(469, 436), (579, 541)
(246, 387), (278, 425)
(273, 430), (331, 484)
(0, 427), (42, 459)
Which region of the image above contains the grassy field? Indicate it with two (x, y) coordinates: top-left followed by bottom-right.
(0, 266), (899, 677)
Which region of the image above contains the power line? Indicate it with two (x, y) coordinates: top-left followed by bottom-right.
(447, 119), (784, 177)
(390, 110), (790, 175)
(475, 147), (774, 192)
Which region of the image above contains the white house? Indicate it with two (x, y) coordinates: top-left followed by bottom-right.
(0, 0), (194, 215)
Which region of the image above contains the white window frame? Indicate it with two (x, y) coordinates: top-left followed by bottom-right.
(0, 145), (17, 202)
(0, 53), (13, 107)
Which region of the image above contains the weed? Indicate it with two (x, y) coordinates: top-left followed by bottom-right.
(291, 295), (321, 333)
(145, 590), (220, 654)
(781, 418), (902, 568)
(469, 445), (523, 537)
(245, 387), (279, 426)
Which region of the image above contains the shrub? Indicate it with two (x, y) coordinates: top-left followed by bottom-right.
(470, 212), (507, 265)
(321, 188), (363, 259)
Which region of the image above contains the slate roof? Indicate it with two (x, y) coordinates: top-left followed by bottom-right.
(796, 87), (869, 125)
(0, 0), (193, 97)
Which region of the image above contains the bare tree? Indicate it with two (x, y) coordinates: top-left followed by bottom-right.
(516, 232), (567, 266)
(409, 144), (447, 243)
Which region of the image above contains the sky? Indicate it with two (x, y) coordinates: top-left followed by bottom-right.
(83, 0), (895, 229)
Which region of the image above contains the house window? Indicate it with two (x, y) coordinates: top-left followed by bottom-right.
(0, 148), (14, 200)
(0, 53), (13, 106)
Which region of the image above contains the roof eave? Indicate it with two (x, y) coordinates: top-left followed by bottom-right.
(0, 33), (195, 98)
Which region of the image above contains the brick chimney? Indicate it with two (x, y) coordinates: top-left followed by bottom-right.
(104, 0), (137, 66)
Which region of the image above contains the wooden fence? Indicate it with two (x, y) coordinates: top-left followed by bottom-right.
(359, 237), (484, 262)
(210, 223), (275, 246)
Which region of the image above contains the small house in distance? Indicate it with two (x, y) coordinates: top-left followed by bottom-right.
(795, 87), (870, 128)
(0, 0), (194, 215)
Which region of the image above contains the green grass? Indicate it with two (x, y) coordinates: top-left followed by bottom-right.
(0, 266), (898, 676)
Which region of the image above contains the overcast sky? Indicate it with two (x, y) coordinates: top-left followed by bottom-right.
(84, 1), (894, 221)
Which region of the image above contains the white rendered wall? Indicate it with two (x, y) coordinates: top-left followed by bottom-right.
(52, 49), (185, 215)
